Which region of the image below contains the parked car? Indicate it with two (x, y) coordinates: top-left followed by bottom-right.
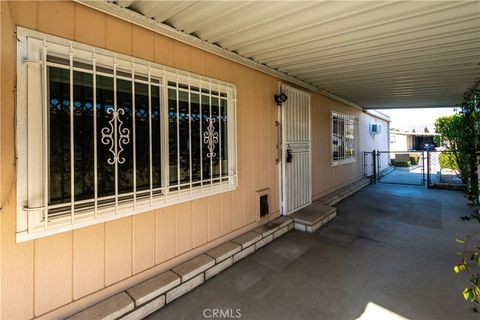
(423, 143), (435, 151)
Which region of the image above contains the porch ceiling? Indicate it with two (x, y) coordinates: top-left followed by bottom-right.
(80, 1), (480, 109)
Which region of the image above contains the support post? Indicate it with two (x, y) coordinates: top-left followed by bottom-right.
(426, 151), (431, 188)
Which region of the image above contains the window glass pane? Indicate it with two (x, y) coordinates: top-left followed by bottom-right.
(179, 90), (190, 185)
(47, 63), (232, 211)
(220, 98), (228, 177)
(151, 85), (161, 188)
(49, 67), (71, 205)
(201, 95), (211, 182)
(73, 71), (94, 202)
(332, 114), (355, 162)
(332, 116), (338, 161)
(346, 121), (355, 158)
(211, 97), (220, 179)
(116, 78), (134, 194)
(339, 118), (345, 160)
(96, 75), (116, 197)
(134, 82), (150, 191)
(191, 93), (202, 184)
(168, 88), (178, 188)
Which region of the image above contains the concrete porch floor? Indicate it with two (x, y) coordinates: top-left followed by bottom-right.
(147, 184), (480, 320)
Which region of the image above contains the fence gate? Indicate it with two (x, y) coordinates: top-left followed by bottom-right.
(364, 150), (465, 189)
(364, 150), (425, 186)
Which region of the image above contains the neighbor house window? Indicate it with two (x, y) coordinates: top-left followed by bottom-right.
(331, 112), (356, 164)
(16, 28), (237, 241)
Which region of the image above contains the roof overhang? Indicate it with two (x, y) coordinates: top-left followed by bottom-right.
(75, 1), (480, 111)
(75, 0), (365, 111)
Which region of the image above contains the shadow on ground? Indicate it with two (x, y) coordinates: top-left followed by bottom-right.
(146, 184), (480, 320)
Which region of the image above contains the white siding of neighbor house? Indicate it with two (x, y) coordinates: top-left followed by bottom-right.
(359, 113), (390, 153)
(390, 133), (411, 151)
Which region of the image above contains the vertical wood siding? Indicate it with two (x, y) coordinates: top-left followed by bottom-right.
(310, 93), (365, 200)
(0, 1), (387, 318)
(1, 1), (280, 318)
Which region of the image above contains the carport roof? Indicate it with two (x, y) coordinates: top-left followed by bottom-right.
(77, 0), (480, 110)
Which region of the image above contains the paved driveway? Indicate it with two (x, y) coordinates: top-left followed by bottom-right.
(147, 184), (480, 320)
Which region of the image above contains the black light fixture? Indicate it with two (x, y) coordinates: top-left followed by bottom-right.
(274, 93), (288, 106)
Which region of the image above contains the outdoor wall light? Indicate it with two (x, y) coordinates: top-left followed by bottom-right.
(274, 93), (288, 106)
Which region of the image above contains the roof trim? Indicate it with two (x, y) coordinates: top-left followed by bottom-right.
(364, 110), (391, 122)
(75, 0), (364, 111)
(390, 130), (439, 136)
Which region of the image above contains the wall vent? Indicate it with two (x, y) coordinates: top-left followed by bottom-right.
(255, 189), (270, 221)
(260, 194), (269, 217)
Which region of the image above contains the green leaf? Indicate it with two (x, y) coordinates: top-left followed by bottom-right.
(456, 239), (465, 244)
(454, 264), (467, 273)
(464, 288), (472, 300)
(472, 253), (480, 267)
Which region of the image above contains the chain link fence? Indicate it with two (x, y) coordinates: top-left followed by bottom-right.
(426, 151), (465, 188)
(364, 150), (465, 189)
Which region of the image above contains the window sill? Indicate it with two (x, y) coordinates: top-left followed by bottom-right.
(331, 158), (356, 167)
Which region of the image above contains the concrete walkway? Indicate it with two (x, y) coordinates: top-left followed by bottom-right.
(147, 184), (480, 320)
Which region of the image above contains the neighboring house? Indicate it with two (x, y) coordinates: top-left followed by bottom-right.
(390, 130), (439, 151)
(0, 2), (389, 319)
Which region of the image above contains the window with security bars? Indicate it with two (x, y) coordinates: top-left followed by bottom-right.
(167, 82), (229, 191)
(332, 112), (356, 164)
(16, 28), (237, 241)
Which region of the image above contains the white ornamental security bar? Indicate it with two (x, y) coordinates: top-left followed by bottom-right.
(203, 118), (219, 158)
(101, 107), (131, 165)
(16, 28), (238, 241)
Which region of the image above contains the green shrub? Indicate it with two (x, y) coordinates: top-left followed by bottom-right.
(409, 154), (420, 165)
(391, 160), (411, 167)
(439, 152), (459, 170)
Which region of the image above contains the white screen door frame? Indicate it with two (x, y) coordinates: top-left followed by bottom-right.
(280, 84), (312, 215)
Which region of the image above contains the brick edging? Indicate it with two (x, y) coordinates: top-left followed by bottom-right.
(67, 217), (293, 320)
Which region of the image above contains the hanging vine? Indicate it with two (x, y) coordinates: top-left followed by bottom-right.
(456, 88), (480, 215)
(453, 87), (480, 312)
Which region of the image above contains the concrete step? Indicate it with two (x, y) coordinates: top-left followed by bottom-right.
(290, 204), (336, 233)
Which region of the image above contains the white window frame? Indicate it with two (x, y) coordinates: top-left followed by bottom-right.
(15, 27), (238, 242)
(331, 111), (357, 166)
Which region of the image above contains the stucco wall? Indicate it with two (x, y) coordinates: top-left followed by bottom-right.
(1, 1), (388, 319)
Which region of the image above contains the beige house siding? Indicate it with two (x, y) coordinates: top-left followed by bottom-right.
(1, 1), (387, 319)
(311, 94), (364, 200)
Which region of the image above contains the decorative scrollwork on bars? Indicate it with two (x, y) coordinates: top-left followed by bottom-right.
(101, 108), (130, 165)
(203, 118), (219, 158)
